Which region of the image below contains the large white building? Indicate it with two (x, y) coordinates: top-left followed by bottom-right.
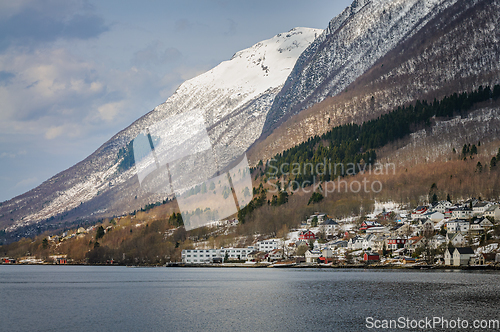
(181, 247), (254, 264)
(257, 240), (280, 252)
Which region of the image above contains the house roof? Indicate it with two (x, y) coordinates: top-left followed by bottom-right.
(471, 218), (485, 225)
(447, 219), (469, 224)
(321, 218), (338, 226)
(473, 202), (490, 208)
(447, 233), (462, 241)
(455, 247), (474, 255)
(484, 205), (497, 212)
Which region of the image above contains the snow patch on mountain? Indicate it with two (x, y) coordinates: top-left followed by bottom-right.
(2, 27), (321, 231)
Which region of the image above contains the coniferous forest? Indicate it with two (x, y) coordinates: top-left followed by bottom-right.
(261, 85), (500, 186)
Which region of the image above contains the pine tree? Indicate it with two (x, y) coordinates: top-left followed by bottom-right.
(491, 156), (497, 170)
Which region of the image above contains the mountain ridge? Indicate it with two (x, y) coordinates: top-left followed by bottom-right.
(249, 0), (500, 166)
(0, 27), (322, 236)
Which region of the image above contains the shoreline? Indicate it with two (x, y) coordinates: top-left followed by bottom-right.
(164, 263), (500, 270)
(2, 262), (499, 270)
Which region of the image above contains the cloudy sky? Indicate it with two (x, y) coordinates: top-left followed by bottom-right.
(0, 0), (352, 202)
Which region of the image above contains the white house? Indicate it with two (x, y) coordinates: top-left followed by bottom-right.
(257, 240), (280, 252)
(446, 232), (466, 247)
(472, 202), (492, 216)
(452, 207), (473, 219)
(319, 218), (339, 236)
(322, 247), (334, 258)
(484, 205), (500, 220)
(445, 247), (474, 266)
(348, 236), (363, 250)
(221, 247), (254, 260)
(405, 236), (425, 254)
(267, 249), (284, 261)
(421, 219), (435, 235)
(444, 248), (453, 265)
(469, 217), (494, 234)
(305, 250), (322, 263)
(432, 201), (453, 214)
(446, 219), (469, 233)
(362, 234), (377, 250)
(431, 234), (447, 249)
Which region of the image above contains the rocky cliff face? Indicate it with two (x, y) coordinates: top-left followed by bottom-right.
(262, 0), (461, 136)
(0, 27), (321, 235)
(251, 0), (500, 165)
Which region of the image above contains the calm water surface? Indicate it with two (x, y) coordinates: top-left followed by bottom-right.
(0, 266), (499, 331)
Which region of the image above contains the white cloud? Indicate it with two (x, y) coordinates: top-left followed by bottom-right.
(0, 48), (105, 121)
(97, 101), (124, 122)
(45, 126), (65, 140)
(0, 150), (26, 158)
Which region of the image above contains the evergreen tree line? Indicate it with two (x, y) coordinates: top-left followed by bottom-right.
(262, 84), (500, 186)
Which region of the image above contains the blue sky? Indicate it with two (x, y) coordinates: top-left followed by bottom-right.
(0, 0), (352, 202)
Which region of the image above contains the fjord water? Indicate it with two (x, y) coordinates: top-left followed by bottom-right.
(1, 266), (499, 331)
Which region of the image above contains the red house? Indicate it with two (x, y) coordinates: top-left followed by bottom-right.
(56, 257), (67, 264)
(359, 221), (381, 231)
(363, 252), (380, 262)
(387, 238), (407, 250)
(299, 230), (316, 241)
(2, 258), (16, 264)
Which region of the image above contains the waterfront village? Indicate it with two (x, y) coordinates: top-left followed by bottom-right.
(2, 199), (500, 268)
(180, 199), (500, 268)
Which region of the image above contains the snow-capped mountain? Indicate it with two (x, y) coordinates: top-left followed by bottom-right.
(2, 0), (500, 242)
(0, 27), (321, 236)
